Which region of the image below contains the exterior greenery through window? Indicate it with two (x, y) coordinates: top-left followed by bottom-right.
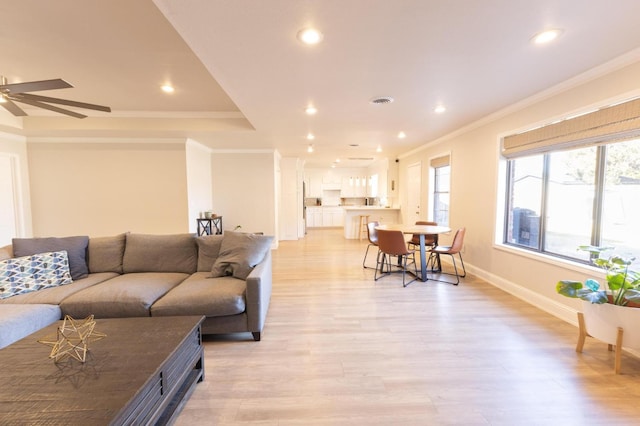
(505, 138), (640, 268)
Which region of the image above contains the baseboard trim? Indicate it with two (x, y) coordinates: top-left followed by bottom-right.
(464, 262), (640, 358)
(463, 262), (578, 326)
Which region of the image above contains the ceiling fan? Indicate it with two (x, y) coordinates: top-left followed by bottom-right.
(0, 77), (111, 119)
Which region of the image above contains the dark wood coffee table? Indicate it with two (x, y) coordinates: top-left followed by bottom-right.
(0, 315), (205, 425)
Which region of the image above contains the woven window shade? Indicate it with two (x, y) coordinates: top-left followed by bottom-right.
(501, 97), (640, 158)
(430, 155), (450, 168)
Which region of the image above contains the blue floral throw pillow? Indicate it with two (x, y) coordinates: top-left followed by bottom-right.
(0, 251), (73, 300)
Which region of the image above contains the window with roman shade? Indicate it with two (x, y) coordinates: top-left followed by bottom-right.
(430, 155), (450, 168)
(501, 97), (640, 268)
(501, 97), (640, 158)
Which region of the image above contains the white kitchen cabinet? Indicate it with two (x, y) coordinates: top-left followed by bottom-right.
(321, 182), (341, 190)
(341, 176), (368, 198)
(367, 174), (378, 197)
(340, 177), (354, 197)
(305, 170), (323, 197)
(355, 177), (367, 197)
(322, 170), (342, 185)
(306, 207), (323, 228)
(306, 206), (343, 228)
(322, 206), (344, 227)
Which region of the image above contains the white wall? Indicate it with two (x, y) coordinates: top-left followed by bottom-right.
(0, 133), (32, 244)
(397, 57), (640, 325)
(27, 141), (190, 236)
(185, 139), (213, 233)
(279, 157), (302, 240)
(3, 136), (280, 241)
(211, 150), (277, 238)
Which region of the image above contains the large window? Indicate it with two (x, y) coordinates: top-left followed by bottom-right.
(502, 97), (640, 267)
(433, 165), (450, 226)
(505, 139), (640, 268)
(430, 155), (450, 226)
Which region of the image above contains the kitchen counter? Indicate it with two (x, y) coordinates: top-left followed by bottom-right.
(343, 207), (401, 239)
(343, 206), (400, 210)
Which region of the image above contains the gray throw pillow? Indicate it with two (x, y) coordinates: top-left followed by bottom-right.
(211, 231), (273, 280)
(196, 234), (224, 272)
(12, 236), (89, 280)
(87, 233), (127, 274)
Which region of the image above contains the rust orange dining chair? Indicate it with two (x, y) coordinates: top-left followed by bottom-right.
(427, 227), (466, 285)
(407, 221), (438, 252)
(362, 221), (380, 269)
(375, 229), (417, 287)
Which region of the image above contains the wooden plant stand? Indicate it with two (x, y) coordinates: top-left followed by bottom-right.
(576, 312), (624, 374)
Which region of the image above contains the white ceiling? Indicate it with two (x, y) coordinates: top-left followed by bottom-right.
(3, 1), (640, 168)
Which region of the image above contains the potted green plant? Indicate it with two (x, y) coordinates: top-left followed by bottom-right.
(556, 246), (640, 305)
(556, 246), (640, 373)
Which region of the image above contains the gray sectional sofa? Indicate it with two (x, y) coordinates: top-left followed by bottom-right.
(0, 231), (273, 349)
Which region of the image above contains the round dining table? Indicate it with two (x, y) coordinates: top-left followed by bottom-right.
(375, 224), (451, 282)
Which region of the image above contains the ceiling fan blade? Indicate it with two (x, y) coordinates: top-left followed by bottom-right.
(0, 79), (73, 94)
(11, 96), (87, 119)
(0, 99), (27, 116)
(16, 93), (111, 112)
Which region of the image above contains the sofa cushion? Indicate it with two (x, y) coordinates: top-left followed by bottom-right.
(123, 233), (197, 274)
(0, 251), (73, 300)
(0, 245), (12, 261)
(196, 234), (224, 272)
(12, 236), (89, 280)
(88, 233), (127, 274)
(0, 272), (117, 305)
(151, 272), (246, 317)
(60, 272), (189, 318)
(0, 304), (62, 349)
(211, 231), (273, 280)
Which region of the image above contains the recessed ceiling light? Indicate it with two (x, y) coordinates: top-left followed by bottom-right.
(532, 29), (563, 45)
(307, 144), (314, 153)
(398, 131), (406, 139)
(376, 145), (382, 153)
(335, 158), (340, 163)
(307, 133), (315, 140)
(161, 84), (175, 93)
(297, 28), (323, 45)
(305, 105), (317, 115)
(434, 105), (446, 114)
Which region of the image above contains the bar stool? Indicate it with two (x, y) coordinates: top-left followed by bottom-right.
(358, 215), (370, 240)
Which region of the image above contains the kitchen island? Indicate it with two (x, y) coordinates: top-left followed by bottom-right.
(343, 206), (401, 239)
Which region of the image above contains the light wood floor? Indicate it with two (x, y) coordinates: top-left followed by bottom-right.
(176, 228), (640, 425)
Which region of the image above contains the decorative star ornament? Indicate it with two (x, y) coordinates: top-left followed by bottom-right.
(38, 315), (106, 363)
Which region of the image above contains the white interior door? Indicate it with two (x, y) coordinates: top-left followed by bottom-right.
(0, 155), (18, 245)
(407, 162), (422, 225)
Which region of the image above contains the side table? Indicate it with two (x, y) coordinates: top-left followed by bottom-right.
(197, 216), (223, 236)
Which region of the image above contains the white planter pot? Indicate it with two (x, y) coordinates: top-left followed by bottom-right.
(581, 300), (640, 349)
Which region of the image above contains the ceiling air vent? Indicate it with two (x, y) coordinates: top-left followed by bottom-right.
(348, 157), (375, 161)
(370, 96), (394, 105)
